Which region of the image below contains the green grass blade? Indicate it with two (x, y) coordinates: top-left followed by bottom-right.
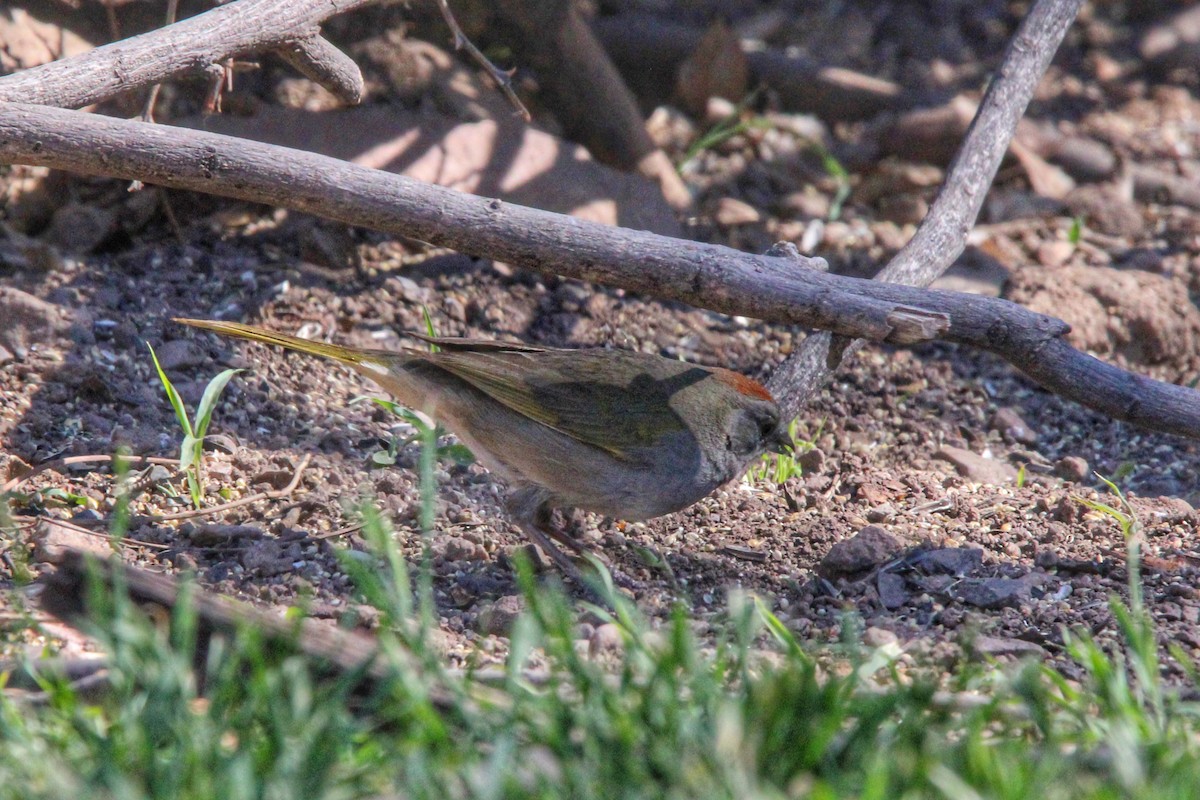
(421, 304), (440, 352)
(147, 343), (194, 438)
(179, 433), (201, 475)
(192, 368), (243, 440)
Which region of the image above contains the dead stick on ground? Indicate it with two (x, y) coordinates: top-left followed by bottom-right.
(39, 545), (383, 677)
(2, 454), (180, 494)
(145, 454), (311, 522)
(30, 546), (507, 710)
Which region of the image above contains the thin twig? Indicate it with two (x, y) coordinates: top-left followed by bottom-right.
(308, 521), (366, 541)
(143, 455), (311, 522)
(40, 516), (170, 551)
(138, 0), (180, 124)
(435, 0), (531, 122)
(2, 454), (180, 495)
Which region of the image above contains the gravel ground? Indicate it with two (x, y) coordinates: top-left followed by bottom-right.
(2, 0), (1200, 679)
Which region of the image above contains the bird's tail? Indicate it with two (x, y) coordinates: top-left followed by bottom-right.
(174, 318), (394, 369)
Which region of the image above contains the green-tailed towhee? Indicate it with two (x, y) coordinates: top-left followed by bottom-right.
(175, 318), (792, 577)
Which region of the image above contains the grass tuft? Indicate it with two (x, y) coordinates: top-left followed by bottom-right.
(4, 463), (1200, 798)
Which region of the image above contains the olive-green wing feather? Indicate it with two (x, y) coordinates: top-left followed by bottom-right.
(429, 349), (710, 458)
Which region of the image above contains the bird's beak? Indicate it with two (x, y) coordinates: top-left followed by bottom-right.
(766, 426), (794, 456)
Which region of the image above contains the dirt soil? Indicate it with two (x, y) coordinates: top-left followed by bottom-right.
(3, 1), (1200, 681)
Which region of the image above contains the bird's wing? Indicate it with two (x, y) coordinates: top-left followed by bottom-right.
(429, 349), (708, 458)
(405, 332), (547, 353)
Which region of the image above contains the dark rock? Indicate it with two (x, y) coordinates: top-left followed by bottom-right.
(917, 547), (984, 576)
(1054, 456), (1090, 482)
(190, 524), (263, 547)
(912, 574), (955, 594)
(876, 572), (908, 609)
(954, 577), (1029, 609)
(1034, 549), (1059, 569)
(45, 202), (116, 253)
(818, 525), (902, 578)
(153, 338), (207, 370)
(240, 539), (297, 577)
(475, 594), (524, 636)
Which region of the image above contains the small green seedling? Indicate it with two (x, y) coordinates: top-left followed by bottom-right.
(148, 343), (242, 509)
(37, 487), (91, 508)
(1068, 214), (1084, 245)
(356, 398), (475, 471)
(746, 417), (823, 485)
(677, 88), (769, 170)
(420, 304), (440, 352)
(4, 486), (92, 514)
(815, 145), (852, 221)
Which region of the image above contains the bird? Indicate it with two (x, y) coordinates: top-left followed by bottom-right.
(174, 318), (792, 580)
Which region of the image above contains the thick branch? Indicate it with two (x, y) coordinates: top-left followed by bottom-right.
(492, 0), (691, 208)
(39, 547), (383, 681)
(0, 0), (375, 108)
(592, 12), (911, 121)
(1, 101), (1198, 438)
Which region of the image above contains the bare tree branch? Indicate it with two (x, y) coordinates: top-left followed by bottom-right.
(1, 0), (1193, 443)
(435, 0), (530, 122)
(592, 12), (911, 121)
(767, 0), (1086, 420)
(491, 0), (692, 208)
(1, 98), (1198, 438)
(0, 0), (376, 108)
(275, 35), (365, 106)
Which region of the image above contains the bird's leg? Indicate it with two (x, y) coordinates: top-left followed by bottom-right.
(544, 509), (591, 554)
(506, 488), (586, 583)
